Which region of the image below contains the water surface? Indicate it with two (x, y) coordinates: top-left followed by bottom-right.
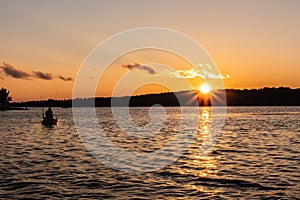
(0, 107), (299, 199)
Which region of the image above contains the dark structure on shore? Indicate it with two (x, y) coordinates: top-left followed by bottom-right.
(0, 87), (12, 111)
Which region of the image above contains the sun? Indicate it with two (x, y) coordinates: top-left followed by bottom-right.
(199, 83), (211, 94)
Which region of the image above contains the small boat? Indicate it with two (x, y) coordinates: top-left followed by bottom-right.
(42, 117), (58, 126)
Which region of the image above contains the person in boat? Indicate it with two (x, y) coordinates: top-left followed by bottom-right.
(45, 107), (54, 119)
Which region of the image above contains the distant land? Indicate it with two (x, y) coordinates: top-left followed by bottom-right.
(10, 87), (300, 107)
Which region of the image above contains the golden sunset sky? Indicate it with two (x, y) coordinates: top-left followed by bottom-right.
(0, 0), (299, 101)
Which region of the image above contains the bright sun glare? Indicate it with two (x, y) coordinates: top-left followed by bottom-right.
(199, 83), (211, 94)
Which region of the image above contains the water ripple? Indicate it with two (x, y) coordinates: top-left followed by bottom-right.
(0, 107), (299, 199)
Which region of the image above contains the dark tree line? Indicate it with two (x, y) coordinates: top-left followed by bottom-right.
(225, 87), (300, 106)
(10, 87), (300, 107)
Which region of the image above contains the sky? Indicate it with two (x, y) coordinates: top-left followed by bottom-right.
(0, 0), (299, 101)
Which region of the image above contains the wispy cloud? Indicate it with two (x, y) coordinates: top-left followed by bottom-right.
(122, 63), (156, 75)
(0, 62), (74, 81)
(58, 75), (73, 81)
(0, 62), (31, 79)
(33, 71), (53, 80)
(121, 62), (230, 80)
(172, 64), (230, 79)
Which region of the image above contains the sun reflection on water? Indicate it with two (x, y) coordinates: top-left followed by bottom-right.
(170, 107), (222, 195)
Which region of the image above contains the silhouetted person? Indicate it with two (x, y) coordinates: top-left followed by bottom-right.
(45, 107), (53, 119)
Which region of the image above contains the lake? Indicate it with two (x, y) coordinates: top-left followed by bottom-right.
(0, 107), (299, 199)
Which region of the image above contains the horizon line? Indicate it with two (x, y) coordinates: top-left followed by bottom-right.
(10, 86), (300, 103)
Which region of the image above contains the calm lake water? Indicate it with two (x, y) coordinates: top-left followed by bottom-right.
(0, 107), (299, 199)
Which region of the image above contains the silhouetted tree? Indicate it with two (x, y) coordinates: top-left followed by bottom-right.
(0, 87), (12, 110)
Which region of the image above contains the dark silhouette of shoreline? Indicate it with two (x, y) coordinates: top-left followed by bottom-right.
(10, 87), (300, 107)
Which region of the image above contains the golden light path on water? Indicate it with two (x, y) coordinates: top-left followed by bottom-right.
(173, 107), (221, 195)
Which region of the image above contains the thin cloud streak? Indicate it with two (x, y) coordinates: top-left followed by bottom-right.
(0, 62), (31, 79)
(33, 71), (53, 80)
(169, 64), (230, 80)
(0, 61), (74, 81)
(58, 75), (73, 81)
(122, 63), (156, 75)
(122, 62), (230, 80)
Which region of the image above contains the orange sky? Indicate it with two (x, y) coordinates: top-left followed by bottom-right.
(0, 0), (299, 101)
